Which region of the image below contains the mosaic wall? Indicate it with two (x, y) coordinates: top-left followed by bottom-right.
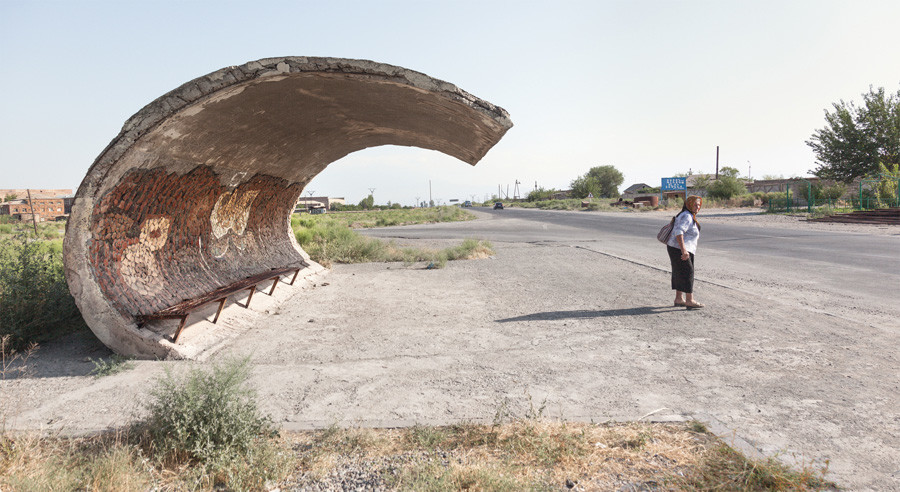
(89, 166), (304, 317)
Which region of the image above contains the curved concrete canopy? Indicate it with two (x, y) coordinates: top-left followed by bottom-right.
(63, 57), (512, 359)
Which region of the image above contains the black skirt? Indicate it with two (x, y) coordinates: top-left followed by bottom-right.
(667, 245), (695, 293)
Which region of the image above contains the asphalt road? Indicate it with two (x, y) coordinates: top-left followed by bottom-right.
(362, 207), (900, 320)
(366, 206), (899, 279)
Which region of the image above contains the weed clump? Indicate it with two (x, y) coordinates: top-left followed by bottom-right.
(0, 235), (85, 352)
(135, 357), (289, 488)
(139, 357), (272, 462)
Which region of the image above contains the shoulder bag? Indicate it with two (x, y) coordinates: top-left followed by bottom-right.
(657, 218), (675, 244)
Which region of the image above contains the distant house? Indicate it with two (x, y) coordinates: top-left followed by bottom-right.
(623, 183), (651, 195)
(622, 183), (652, 199)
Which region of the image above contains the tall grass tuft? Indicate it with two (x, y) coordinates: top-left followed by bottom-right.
(0, 235), (85, 353)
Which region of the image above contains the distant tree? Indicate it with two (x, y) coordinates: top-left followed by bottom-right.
(807, 85), (900, 182)
(358, 194), (374, 209)
(526, 187), (556, 202)
(718, 166), (741, 179)
(707, 174), (747, 199)
(3, 193), (17, 202)
(692, 175), (712, 191)
(570, 165), (624, 198)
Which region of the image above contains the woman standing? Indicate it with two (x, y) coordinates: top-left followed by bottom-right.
(667, 195), (704, 309)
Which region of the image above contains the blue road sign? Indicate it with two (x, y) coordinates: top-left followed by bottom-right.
(661, 177), (687, 192)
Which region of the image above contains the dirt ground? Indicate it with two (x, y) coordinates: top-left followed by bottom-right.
(2, 209), (898, 490)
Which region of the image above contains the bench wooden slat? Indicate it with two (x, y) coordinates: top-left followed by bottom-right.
(135, 265), (304, 342)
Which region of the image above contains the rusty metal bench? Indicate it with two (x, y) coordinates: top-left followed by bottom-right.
(136, 265), (304, 342)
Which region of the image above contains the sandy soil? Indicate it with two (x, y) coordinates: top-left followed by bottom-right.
(1, 208), (898, 490)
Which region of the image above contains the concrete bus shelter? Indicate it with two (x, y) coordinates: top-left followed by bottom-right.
(63, 57), (512, 359)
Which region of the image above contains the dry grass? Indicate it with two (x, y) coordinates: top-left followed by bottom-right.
(287, 420), (837, 491)
(0, 420), (837, 491)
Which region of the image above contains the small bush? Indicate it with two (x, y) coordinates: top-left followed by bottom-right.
(0, 236), (86, 352)
(138, 357), (275, 465)
(89, 355), (134, 378)
(821, 183), (847, 201)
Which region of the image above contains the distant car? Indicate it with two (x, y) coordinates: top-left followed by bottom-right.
(493, 202), (504, 210)
(309, 207), (326, 215)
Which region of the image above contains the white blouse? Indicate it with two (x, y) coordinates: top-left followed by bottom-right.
(666, 210), (700, 254)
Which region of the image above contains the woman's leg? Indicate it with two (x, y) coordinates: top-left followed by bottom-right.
(667, 246), (687, 305)
(683, 253), (703, 308)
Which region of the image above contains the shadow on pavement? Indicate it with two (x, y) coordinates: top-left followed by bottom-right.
(2, 330), (110, 379)
(496, 306), (682, 323)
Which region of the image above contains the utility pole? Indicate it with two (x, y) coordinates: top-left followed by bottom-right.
(429, 180), (432, 207)
(306, 189), (315, 212)
(747, 160), (751, 179)
(513, 180), (521, 199)
(26, 189), (38, 236)
(414, 196), (421, 208)
(715, 146), (720, 180)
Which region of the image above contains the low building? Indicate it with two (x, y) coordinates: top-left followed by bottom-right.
(295, 196), (346, 211)
(621, 183), (652, 200)
(0, 191), (73, 222)
(2, 198), (64, 221)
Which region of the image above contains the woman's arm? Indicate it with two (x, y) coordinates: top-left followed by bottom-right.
(676, 234), (689, 260)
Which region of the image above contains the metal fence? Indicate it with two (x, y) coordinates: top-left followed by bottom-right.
(766, 176), (899, 213)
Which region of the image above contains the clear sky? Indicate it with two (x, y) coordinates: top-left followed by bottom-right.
(2, 0), (899, 205)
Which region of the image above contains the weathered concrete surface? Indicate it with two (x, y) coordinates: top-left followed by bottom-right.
(63, 57), (512, 359)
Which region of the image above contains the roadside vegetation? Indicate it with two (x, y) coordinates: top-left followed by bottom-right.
(1, 356), (836, 490)
(291, 207), (492, 268)
(0, 217), (85, 353)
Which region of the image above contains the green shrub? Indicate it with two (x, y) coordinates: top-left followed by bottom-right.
(821, 183), (847, 200)
(0, 224), (11, 234)
(526, 187), (556, 202)
(707, 177), (747, 199)
(0, 235), (85, 352)
(139, 358), (275, 465)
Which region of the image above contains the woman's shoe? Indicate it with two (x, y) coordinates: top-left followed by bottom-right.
(685, 301), (704, 310)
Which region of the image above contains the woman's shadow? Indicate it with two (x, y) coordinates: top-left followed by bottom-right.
(496, 305), (681, 323)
